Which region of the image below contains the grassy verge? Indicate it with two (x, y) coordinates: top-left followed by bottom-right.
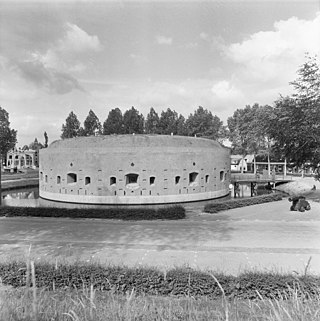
(0, 261), (319, 321)
(204, 194), (283, 214)
(0, 205), (186, 220)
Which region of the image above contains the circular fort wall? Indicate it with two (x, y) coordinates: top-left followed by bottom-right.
(39, 135), (230, 205)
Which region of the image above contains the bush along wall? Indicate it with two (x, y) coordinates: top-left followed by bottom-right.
(0, 205), (185, 220)
(204, 194), (283, 214)
(0, 262), (319, 300)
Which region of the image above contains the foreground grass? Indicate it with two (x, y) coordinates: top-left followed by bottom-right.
(1, 286), (319, 321)
(1, 259), (320, 320)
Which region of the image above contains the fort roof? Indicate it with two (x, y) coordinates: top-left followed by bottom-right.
(49, 135), (224, 149)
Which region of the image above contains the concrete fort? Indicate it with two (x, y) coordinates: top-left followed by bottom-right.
(39, 135), (230, 205)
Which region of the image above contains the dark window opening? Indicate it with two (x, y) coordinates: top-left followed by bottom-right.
(205, 175), (209, 183)
(220, 171), (225, 182)
(110, 176), (116, 185)
(175, 176), (180, 184)
(150, 176), (155, 185)
(85, 177), (91, 185)
(126, 173), (138, 185)
(40, 172), (43, 180)
(189, 172), (198, 186)
(45, 175), (48, 183)
(57, 176), (61, 184)
(67, 173), (77, 184)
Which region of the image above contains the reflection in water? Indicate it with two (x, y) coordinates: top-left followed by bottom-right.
(1, 184), (288, 209)
(2, 187), (39, 207)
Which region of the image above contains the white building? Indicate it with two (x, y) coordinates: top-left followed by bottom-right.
(6, 147), (39, 170)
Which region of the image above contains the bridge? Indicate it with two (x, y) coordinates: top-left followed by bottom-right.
(231, 173), (292, 197)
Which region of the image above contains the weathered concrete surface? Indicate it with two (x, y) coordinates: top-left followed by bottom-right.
(0, 197), (319, 275)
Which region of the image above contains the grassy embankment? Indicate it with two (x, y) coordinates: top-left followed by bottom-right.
(1, 168), (39, 191)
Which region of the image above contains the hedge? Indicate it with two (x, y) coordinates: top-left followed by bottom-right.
(0, 205), (185, 220)
(204, 194), (283, 214)
(0, 262), (319, 300)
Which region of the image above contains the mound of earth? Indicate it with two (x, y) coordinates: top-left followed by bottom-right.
(274, 181), (316, 196)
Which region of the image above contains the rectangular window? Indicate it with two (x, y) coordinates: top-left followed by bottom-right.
(189, 172), (198, 185)
(126, 173), (138, 185)
(57, 176), (61, 184)
(85, 177), (91, 185)
(110, 177), (116, 185)
(149, 176), (155, 185)
(67, 173), (77, 184)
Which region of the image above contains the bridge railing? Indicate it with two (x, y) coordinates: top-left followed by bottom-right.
(231, 173), (293, 182)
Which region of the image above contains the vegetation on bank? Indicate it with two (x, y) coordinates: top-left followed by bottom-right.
(0, 205), (186, 220)
(1, 261), (319, 300)
(204, 194), (283, 213)
(1, 286), (319, 321)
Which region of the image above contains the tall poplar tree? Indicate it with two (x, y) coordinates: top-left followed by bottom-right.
(122, 107), (144, 134)
(83, 109), (102, 136)
(61, 111), (81, 139)
(103, 108), (124, 135)
(145, 107), (160, 134)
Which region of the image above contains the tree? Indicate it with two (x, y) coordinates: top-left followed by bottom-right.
(61, 111), (81, 139)
(83, 109), (102, 136)
(0, 106), (17, 157)
(0, 106), (17, 205)
(176, 114), (186, 136)
(122, 107), (144, 134)
(268, 55), (320, 176)
(103, 108), (124, 135)
(145, 107), (160, 134)
(158, 108), (180, 135)
(227, 104), (275, 173)
(186, 106), (226, 141)
(44, 131), (48, 148)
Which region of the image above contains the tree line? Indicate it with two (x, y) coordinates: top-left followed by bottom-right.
(61, 106), (227, 142)
(1, 55), (319, 177)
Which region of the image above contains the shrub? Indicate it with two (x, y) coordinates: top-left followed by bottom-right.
(0, 205), (185, 220)
(0, 262), (319, 300)
(204, 194), (283, 213)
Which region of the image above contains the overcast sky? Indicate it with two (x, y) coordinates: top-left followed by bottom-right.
(1, 0), (319, 147)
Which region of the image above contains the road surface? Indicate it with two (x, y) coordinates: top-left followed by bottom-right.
(0, 198), (319, 275)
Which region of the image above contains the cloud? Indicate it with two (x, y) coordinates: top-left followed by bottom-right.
(15, 60), (84, 95)
(200, 32), (209, 41)
(3, 23), (102, 95)
(62, 23), (102, 52)
(224, 13), (320, 86)
(156, 35), (173, 45)
(211, 80), (244, 101)
(184, 42), (198, 49)
(34, 23), (102, 73)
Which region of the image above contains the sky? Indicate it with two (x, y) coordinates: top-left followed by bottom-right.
(0, 0), (320, 147)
